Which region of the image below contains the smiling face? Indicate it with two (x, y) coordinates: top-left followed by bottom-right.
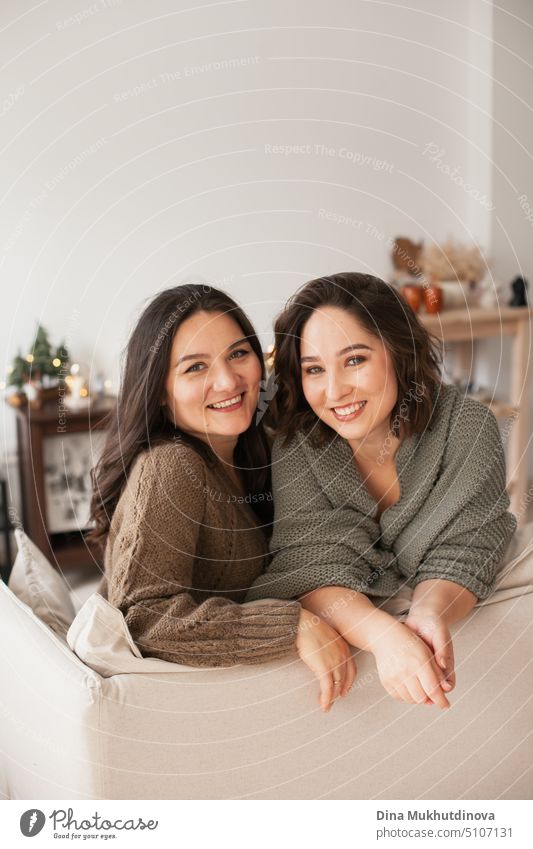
(300, 305), (399, 454)
(162, 310), (262, 448)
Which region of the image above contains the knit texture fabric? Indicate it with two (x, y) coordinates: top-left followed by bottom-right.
(99, 439), (301, 668)
(245, 382), (517, 604)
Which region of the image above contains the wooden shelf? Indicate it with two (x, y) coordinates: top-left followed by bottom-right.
(419, 307), (532, 525)
(420, 306), (531, 340)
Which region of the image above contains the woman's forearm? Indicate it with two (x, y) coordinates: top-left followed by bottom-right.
(408, 579), (477, 626)
(298, 586), (399, 653)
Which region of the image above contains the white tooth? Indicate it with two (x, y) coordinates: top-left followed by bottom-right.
(210, 394), (242, 409)
(334, 400), (366, 415)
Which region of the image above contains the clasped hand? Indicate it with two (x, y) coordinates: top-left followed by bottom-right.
(403, 609), (455, 697)
(296, 587), (455, 712)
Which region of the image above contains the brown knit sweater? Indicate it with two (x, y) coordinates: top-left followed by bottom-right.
(98, 438), (301, 667)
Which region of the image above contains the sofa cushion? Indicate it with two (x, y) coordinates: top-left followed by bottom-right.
(66, 592), (198, 676)
(9, 529), (76, 638)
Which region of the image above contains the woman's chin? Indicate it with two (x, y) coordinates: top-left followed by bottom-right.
(322, 414), (367, 439)
(205, 408), (254, 436)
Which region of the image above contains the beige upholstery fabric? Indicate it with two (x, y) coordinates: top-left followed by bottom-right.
(9, 529), (76, 638)
(67, 592), (197, 676)
(1, 524), (532, 800)
(0, 583), (99, 800)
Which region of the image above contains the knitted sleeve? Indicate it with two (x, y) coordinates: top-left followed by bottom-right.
(245, 434), (393, 601)
(107, 444), (301, 668)
(407, 398), (517, 601)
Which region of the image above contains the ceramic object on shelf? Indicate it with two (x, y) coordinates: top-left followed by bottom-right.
(423, 283), (443, 314)
(399, 283), (422, 312)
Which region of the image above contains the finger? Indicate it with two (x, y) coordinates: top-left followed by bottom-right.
(437, 661), (455, 691)
(332, 676), (343, 700)
(424, 654), (446, 684)
(442, 648), (455, 690)
(394, 683), (415, 704)
(320, 673), (335, 712)
(441, 664), (456, 691)
(342, 655), (357, 696)
(447, 665), (456, 689)
(384, 683), (404, 703)
(419, 665), (450, 710)
(333, 644), (352, 698)
(434, 654), (449, 689)
(405, 677), (430, 705)
(334, 652), (350, 697)
(435, 630), (454, 678)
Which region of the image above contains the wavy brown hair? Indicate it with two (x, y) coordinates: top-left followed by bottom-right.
(88, 284), (273, 549)
(271, 271), (444, 446)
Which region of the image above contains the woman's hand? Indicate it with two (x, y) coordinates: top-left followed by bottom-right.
(371, 619), (451, 709)
(404, 610), (455, 695)
(296, 608), (357, 712)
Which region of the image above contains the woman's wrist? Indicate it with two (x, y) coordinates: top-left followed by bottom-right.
(304, 588), (401, 652)
(408, 579), (477, 626)
(358, 612), (407, 655)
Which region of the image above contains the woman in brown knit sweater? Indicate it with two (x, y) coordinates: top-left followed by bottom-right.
(89, 284), (355, 712)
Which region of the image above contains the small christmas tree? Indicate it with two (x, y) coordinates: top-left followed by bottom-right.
(6, 325), (71, 398)
(31, 324), (54, 380)
(7, 351), (29, 390)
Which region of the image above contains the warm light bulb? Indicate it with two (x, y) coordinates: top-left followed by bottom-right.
(26, 354), (34, 363)
(70, 363), (80, 375)
(52, 358), (61, 367)
(80, 387), (88, 397)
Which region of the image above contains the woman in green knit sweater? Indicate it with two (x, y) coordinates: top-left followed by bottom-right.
(89, 284), (355, 712)
(246, 272), (517, 710)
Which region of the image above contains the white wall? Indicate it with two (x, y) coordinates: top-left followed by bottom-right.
(475, 0), (533, 478)
(0, 0), (527, 472)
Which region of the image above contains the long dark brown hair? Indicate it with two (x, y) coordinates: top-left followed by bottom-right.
(271, 271), (444, 446)
(88, 284), (273, 548)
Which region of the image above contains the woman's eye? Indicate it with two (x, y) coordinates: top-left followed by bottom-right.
(229, 348), (250, 359)
(185, 362), (206, 373)
(347, 356), (366, 366)
(305, 366), (324, 375)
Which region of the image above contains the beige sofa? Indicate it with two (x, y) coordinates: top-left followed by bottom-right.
(1, 525), (532, 800)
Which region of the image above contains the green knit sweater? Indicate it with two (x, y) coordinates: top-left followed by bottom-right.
(245, 382), (517, 603)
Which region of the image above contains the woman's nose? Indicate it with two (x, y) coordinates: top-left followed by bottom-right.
(211, 362), (239, 394)
(326, 371), (353, 404)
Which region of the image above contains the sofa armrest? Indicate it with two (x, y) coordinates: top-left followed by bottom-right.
(0, 581), (102, 799)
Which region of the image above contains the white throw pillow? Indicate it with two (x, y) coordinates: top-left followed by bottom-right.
(67, 592), (201, 677)
(9, 529), (76, 638)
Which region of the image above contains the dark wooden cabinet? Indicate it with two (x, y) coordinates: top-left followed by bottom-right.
(12, 397), (115, 572)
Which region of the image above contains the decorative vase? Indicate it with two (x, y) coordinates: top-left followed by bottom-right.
(399, 284), (422, 312)
(423, 283), (443, 314)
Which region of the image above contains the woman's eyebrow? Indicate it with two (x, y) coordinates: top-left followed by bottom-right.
(176, 352), (210, 364)
(337, 343), (373, 355)
(300, 343), (372, 363)
(227, 336), (249, 350)
(176, 337), (249, 365)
